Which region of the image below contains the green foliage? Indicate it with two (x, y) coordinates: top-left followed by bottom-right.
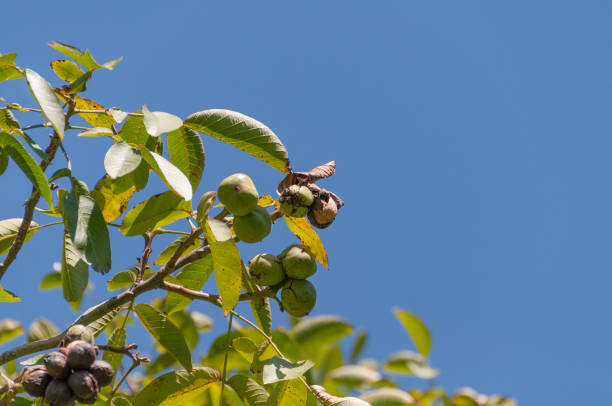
(0, 43), (515, 406)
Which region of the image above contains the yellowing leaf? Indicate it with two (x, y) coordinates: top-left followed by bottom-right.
(284, 216), (328, 269)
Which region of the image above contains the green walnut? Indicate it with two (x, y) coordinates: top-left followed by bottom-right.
(281, 279), (317, 317)
(45, 379), (74, 406)
(233, 206), (272, 243)
(22, 365), (52, 397)
(279, 244), (316, 279)
(44, 351), (70, 379)
(88, 360), (115, 387)
(249, 253), (285, 286)
(66, 340), (97, 370)
(61, 324), (94, 346)
(279, 185), (314, 218)
(68, 370), (99, 404)
(217, 173), (259, 216)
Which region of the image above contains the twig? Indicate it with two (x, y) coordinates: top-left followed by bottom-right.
(0, 131), (62, 282)
(0, 228), (208, 365)
(219, 313), (234, 405)
(160, 281), (275, 305)
(105, 358), (141, 406)
(135, 232), (153, 284)
(96, 344), (149, 363)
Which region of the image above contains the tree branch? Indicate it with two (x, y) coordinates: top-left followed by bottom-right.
(0, 132), (62, 282)
(160, 281), (275, 305)
(0, 228), (207, 365)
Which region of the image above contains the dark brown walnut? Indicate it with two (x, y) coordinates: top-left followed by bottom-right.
(44, 351), (70, 379)
(66, 340), (96, 370)
(22, 365), (52, 397)
(67, 370), (99, 403)
(45, 379), (74, 406)
(60, 324), (94, 347)
(307, 190), (339, 229)
(88, 360), (115, 387)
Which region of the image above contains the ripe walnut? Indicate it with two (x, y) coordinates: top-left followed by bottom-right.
(45, 379), (74, 406)
(88, 360), (115, 387)
(22, 365), (52, 397)
(67, 370), (99, 403)
(44, 351), (70, 379)
(66, 340), (96, 370)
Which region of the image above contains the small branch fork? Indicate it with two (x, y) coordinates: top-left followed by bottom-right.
(96, 344), (149, 363)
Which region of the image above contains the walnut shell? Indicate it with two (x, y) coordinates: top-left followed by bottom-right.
(66, 340), (96, 370)
(88, 360), (115, 387)
(22, 365), (52, 397)
(67, 370), (99, 402)
(44, 351), (70, 379)
(44, 379), (74, 406)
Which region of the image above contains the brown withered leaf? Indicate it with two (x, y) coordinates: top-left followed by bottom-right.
(308, 161), (335, 181)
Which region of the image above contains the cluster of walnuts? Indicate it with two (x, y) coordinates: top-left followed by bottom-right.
(217, 173), (272, 243)
(21, 325), (115, 406)
(249, 244), (318, 317)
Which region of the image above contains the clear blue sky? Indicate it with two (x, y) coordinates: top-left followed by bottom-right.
(2, 1), (612, 404)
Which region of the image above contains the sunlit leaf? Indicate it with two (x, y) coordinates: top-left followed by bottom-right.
(0, 218), (39, 255)
(0, 133), (52, 207)
(284, 216), (328, 269)
(164, 257), (213, 314)
(50, 60), (84, 82)
(241, 266), (272, 336)
(0, 65), (23, 83)
(102, 327), (126, 376)
(393, 309), (432, 357)
(104, 141), (142, 179)
(0, 285), (19, 302)
(24, 69), (65, 139)
(292, 315), (353, 353)
(382, 350), (439, 379)
(263, 357), (314, 384)
(120, 191), (191, 236)
(134, 367), (219, 406)
(0, 319), (23, 345)
(56, 92), (115, 128)
(90, 174), (137, 223)
(142, 105), (183, 137)
(327, 365), (382, 387)
(204, 219), (241, 314)
(86, 307), (120, 337)
(134, 303), (192, 370)
(154, 235), (201, 266)
(0, 109), (21, 134)
(0, 150), (7, 176)
(227, 374), (269, 406)
(168, 310), (199, 350)
(48, 41), (100, 70)
(39, 271), (62, 290)
(140, 148), (193, 201)
(184, 109), (290, 173)
(78, 127), (113, 137)
(27, 319), (58, 342)
(350, 331), (368, 363)
(268, 379), (307, 406)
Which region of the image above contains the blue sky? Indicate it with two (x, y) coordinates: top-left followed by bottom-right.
(2, 1), (612, 404)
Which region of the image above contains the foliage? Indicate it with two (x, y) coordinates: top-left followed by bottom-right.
(0, 43), (515, 406)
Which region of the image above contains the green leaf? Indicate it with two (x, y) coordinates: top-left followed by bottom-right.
(19, 354), (46, 366)
(0, 133), (52, 207)
(90, 174), (137, 222)
(65, 71), (91, 94)
(204, 219), (242, 315)
(78, 127), (114, 137)
(134, 367), (219, 406)
(102, 327), (126, 375)
(134, 303), (192, 371)
(164, 257), (213, 314)
(242, 266), (272, 336)
(0, 53), (17, 65)
(0, 218), (39, 255)
(47, 41), (101, 71)
(227, 374), (269, 406)
(86, 306), (120, 337)
(56, 92), (115, 128)
(382, 350), (439, 379)
(120, 191), (192, 236)
(50, 60), (85, 82)
(359, 388), (414, 406)
(142, 105), (183, 137)
(284, 216), (328, 269)
(39, 272), (62, 290)
(327, 365), (382, 387)
(0, 150), (7, 176)
(104, 141), (142, 179)
(350, 331), (368, 363)
(24, 69), (65, 139)
(63, 181), (112, 273)
(107, 266), (140, 291)
(140, 148), (193, 201)
(0, 285), (19, 302)
(17, 132), (47, 163)
(263, 357), (315, 384)
(393, 309), (432, 357)
(27, 319), (58, 342)
(196, 191), (216, 226)
(0, 64), (23, 83)
(154, 235), (201, 266)
(268, 379), (307, 406)
(119, 114), (156, 147)
(0, 108), (21, 134)
(292, 315), (353, 353)
(184, 109), (290, 174)
(7, 397), (36, 406)
(61, 225), (89, 301)
(0, 319), (24, 344)
(111, 397), (133, 406)
(167, 127), (205, 189)
(168, 310), (199, 350)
